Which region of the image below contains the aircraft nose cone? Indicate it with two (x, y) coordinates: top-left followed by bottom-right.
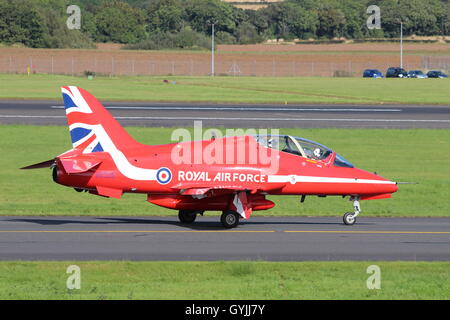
(387, 181), (398, 194)
(368, 172), (398, 194)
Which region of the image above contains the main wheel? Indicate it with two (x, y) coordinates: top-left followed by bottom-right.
(178, 210), (197, 224)
(220, 210), (240, 229)
(343, 212), (356, 225)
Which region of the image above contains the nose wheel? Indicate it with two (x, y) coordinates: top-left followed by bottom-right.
(343, 212), (356, 225)
(343, 197), (361, 226)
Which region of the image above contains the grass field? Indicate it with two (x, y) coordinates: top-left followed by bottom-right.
(1, 74), (450, 104)
(1, 261), (449, 299)
(0, 125), (449, 217)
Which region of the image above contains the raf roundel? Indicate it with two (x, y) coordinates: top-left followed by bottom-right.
(156, 167), (172, 185)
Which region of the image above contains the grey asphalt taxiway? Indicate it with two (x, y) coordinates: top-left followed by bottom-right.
(1, 216), (450, 261)
(1, 99), (450, 128)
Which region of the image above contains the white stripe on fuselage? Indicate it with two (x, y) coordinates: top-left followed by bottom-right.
(93, 124), (157, 181)
(268, 175), (395, 185)
(70, 123), (156, 181)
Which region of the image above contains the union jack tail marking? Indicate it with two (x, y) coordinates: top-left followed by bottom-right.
(61, 86), (140, 154)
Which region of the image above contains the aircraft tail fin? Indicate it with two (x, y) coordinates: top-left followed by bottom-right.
(61, 86), (140, 153)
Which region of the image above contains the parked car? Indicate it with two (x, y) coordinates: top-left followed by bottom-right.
(386, 67), (408, 78)
(407, 70), (428, 78)
(363, 69), (384, 78)
(427, 70), (448, 78)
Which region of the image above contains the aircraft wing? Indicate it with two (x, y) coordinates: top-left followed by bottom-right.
(180, 187), (221, 196)
(175, 185), (246, 197)
(171, 181), (286, 197)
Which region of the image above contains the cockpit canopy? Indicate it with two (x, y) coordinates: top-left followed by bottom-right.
(254, 135), (353, 168)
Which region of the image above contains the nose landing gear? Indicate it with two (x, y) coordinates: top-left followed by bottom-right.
(343, 196), (361, 226)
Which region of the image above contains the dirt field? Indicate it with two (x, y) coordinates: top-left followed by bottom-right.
(0, 42), (449, 77)
(219, 42), (450, 53)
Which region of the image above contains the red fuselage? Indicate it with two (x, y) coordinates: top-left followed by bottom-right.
(54, 135), (397, 212)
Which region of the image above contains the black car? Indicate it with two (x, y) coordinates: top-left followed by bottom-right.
(427, 70), (448, 78)
(386, 67), (408, 78)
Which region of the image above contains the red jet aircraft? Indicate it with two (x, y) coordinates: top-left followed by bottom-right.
(22, 86), (398, 228)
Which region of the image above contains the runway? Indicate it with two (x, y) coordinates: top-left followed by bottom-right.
(1, 216), (450, 261)
(1, 100), (450, 128)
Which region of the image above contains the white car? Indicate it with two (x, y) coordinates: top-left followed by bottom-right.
(407, 70), (428, 78)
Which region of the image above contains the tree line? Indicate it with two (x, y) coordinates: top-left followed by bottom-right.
(1, 0), (450, 49)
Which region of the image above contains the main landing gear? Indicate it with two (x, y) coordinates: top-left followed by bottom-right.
(178, 210), (203, 224)
(343, 196), (361, 226)
(220, 210), (240, 229)
(177, 209), (241, 228)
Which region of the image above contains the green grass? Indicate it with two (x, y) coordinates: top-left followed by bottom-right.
(0, 125), (449, 217)
(2, 74), (450, 104)
(0, 261), (449, 299)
